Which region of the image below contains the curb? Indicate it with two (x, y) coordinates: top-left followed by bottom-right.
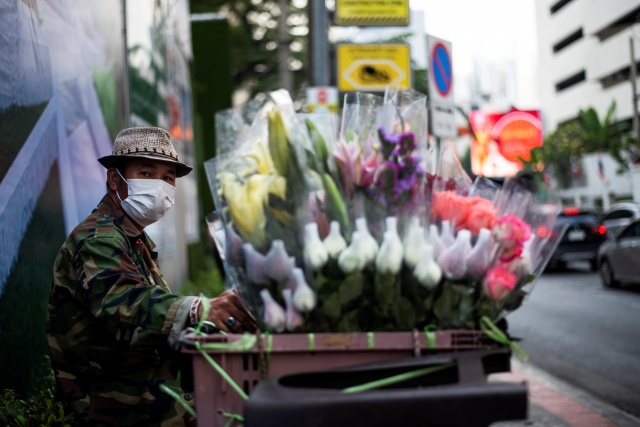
(490, 359), (640, 427)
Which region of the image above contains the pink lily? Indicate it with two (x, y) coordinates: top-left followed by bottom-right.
(334, 141), (362, 198)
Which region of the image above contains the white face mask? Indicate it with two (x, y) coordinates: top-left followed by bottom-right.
(116, 170), (176, 228)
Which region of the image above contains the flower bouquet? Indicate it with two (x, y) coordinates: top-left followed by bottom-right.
(204, 87), (565, 335)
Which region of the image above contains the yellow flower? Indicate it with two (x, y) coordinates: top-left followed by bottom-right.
(268, 107), (291, 176)
(219, 172), (292, 248)
(267, 176), (292, 227)
(246, 140), (277, 175)
(219, 172), (272, 248)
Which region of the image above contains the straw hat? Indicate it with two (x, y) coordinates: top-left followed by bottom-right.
(98, 127), (193, 177)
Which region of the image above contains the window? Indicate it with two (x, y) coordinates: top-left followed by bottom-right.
(619, 221), (640, 239)
(550, 0), (574, 14)
(595, 6), (640, 41)
(604, 210), (634, 221)
(555, 70), (586, 92)
(552, 28), (583, 53)
(600, 62), (640, 89)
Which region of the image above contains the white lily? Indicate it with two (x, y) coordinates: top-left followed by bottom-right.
(291, 268), (317, 312)
(403, 217), (425, 268)
(323, 221), (348, 258)
(259, 289), (286, 332)
(440, 220), (456, 247)
(437, 229), (472, 280)
(282, 288), (304, 331)
(355, 217), (379, 264)
(243, 243), (270, 284)
(386, 216), (399, 234)
(338, 231), (367, 274)
(224, 224), (244, 267)
(303, 222), (329, 271)
(465, 228), (493, 278)
(264, 240), (295, 282)
(427, 224), (445, 260)
(413, 244), (442, 289)
(375, 231), (404, 274)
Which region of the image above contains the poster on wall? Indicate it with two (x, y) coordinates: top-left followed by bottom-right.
(469, 108), (543, 178)
(0, 0), (126, 296)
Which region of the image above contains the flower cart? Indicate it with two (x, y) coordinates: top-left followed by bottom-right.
(180, 330), (529, 427)
(180, 87), (566, 427)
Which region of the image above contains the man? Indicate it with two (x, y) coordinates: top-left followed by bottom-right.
(47, 127), (256, 426)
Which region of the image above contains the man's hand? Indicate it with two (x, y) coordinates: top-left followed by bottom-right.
(200, 290), (258, 333)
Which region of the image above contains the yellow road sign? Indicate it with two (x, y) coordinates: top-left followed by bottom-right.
(337, 44), (411, 92)
(335, 0), (410, 26)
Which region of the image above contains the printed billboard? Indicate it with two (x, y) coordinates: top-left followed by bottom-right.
(469, 108), (543, 178)
(0, 0), (126, 298)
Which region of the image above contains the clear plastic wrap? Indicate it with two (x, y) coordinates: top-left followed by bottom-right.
(205, 87), (563, 334)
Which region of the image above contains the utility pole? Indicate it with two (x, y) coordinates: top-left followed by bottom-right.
(631, 37), (639, 140)
(629, 36), (638, 201)
(278, 0), (293, 92)
(308, 0), (329, 86)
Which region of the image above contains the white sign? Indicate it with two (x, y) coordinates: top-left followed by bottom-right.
(427, 35), (456, 139)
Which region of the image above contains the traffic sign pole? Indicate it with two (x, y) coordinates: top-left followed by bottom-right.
(309, 1), (330, 86)
(427, 35), (456, 140)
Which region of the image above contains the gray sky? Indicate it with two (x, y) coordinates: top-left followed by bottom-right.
(410, 0), (539, 107)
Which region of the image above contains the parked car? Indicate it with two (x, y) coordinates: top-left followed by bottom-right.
(600, 202), (640, 236)
(547, 208), (607, 271)
(597, 216), (640, 288)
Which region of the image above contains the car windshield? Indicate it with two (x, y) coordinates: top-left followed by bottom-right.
(555, 214), (599, 225)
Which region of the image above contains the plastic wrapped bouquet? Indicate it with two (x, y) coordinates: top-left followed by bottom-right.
(204, 87), (565, 335)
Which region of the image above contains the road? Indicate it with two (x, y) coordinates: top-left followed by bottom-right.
(506, 262), (640, 418)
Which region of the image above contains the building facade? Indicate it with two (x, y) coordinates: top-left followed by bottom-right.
(535, 0), (640, 207)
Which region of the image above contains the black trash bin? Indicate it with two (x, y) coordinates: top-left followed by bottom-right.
(244, 348), (527, 427)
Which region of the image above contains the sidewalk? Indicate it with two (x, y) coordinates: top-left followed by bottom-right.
(490, 360), (640, 427)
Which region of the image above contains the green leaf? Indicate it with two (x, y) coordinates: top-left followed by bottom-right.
(393, 297), (416, 330)
(322, 174), (351, 237)
(433, 282), (462, 328)
(339, 272), (364, 306)
(322, 257), (345, 281)
(306, 119), (329, 170)
(336, 309), (360, 332)
(374, 272), (396, 315)
(320, 292), (342, 321)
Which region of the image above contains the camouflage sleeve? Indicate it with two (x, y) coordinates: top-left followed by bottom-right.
(76, 234), (196, 349)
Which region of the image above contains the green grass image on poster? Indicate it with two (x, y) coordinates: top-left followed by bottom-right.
(0, 103), (48, 183)
(92, 67), (121, 141)
(0, 162), (66, 396)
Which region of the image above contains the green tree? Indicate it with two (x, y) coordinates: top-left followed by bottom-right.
(577, 100), (639, 174)
(533, 100), (638, 187)
(534, 120), (585, 188)
(190, 0), (308, 98)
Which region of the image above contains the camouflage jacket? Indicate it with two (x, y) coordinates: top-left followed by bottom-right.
(47, 194), (197, 426)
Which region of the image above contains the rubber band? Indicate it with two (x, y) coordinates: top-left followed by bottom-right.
(480, 316), (529, 362)
(220, 411), (244, 427)
(342, 362), (456, 394)
(266, 333), (273, 353)
(159, 384), (196, 417)
(195, 342), (249, 400)
(308, 333), (315, 352)
(424, 325), (436, 349)
(367, 332), (375, 349)
(197, 294), (211, 331)
(199, 334), (257, 351)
